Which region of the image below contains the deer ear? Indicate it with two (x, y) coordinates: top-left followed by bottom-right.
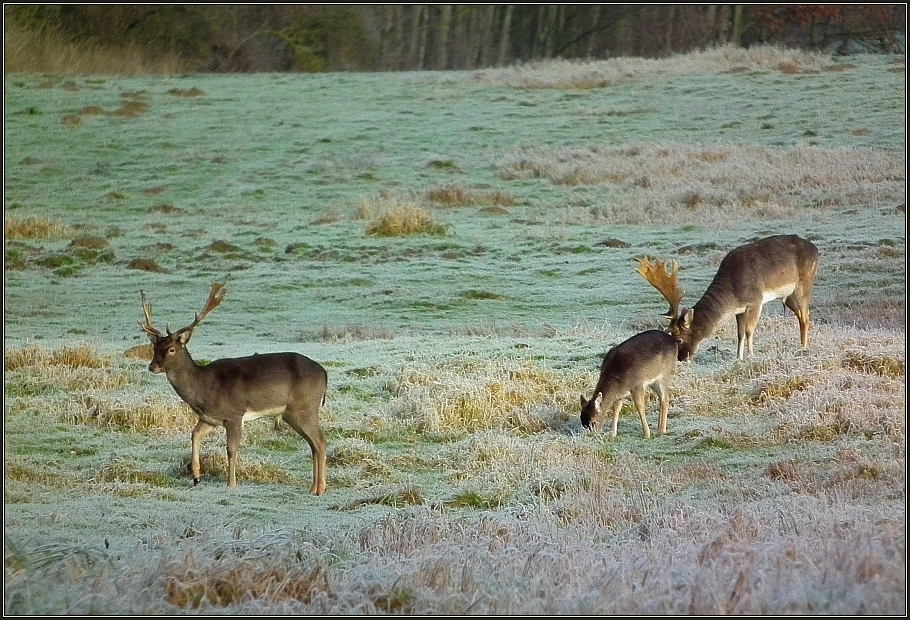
(145, 332), (159, 344)
(580, 394), (588, 407)
(680, 308), (694, 328)
(177, 330), (193, 345)
(593, 392), (603, 410)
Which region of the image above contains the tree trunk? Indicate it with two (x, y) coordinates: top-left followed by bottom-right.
(731, 5), (744, 46)
(665, 4), (677, 55)
(497, 5), (513, 66)
(415, 6), (428, 70)
(586, 5), (601, 58)
(475, 6), (495, 67)
(437, 4), (451, 69)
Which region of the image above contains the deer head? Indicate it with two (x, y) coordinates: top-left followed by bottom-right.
(139, 282), (227, 372)
(140, 281), (226, 342)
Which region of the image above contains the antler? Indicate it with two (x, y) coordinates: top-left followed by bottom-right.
(636, 256), (684, 319)
(174, 281), (227, 336)
(138, 290), (164, 340)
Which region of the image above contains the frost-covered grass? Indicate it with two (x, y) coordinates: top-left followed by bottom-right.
(4, 48), (905, 614)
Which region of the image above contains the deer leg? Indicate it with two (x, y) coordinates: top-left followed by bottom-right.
(735, 313), (748, 359)
(609, 399), (623, 438)
(224, 420), (243, 488)
(736, 306), (763, 359)
(282, 411), (328, 495)
(631, 386), (651, 439)
(653, 381), (670, 435)
(783, 293), (810, 348)
(190, 420), (216, 485)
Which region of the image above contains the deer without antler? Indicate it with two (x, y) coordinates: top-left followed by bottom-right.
(580, 330), (678, 437)
(139, 282), (328, 493)
(637, 234), (819, 362)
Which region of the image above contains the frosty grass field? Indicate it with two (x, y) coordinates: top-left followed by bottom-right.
(4, 47), (906, 613)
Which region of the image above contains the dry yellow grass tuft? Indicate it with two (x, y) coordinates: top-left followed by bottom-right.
(6, 345), (109, 370)
(5, 215), (69, 240)
(111, 100), (149, 117)
(394, 359), (586, 434)
(177, 453), (299, 485)
(841, 352), (905, 379)
(427, 184), (518, 208)
(749, 375), (810, 404)
(67, 395), (194, 432)
(124, 343), (153, 361)
(164, 557), (328, 608)
(365, 206), (448, 237)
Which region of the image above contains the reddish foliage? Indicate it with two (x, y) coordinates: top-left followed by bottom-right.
(753, 5), (903, 39)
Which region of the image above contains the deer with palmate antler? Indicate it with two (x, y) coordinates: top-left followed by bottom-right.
(139, 282), (328, 494)
(637, 234), (819, 362)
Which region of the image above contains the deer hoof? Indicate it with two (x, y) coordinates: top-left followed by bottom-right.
(193, 477), (201, 486)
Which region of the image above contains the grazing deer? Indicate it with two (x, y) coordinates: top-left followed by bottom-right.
(139, 282), (328, 494)
(580, 330), (678, 437)
(637, 234), (819, 362)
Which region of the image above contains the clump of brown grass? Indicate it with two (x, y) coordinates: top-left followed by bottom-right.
(5, 215), (69, 240)
(111, 100), (149, 117)
(841, 352), (904, 379)
(765, 459), (801, 481)
(6, 345), (109, 370)
(427, 184), (518, 208)
(176, 453), (299, 486)
(67, 395), (194, 432)
(166, 87), (205, 97)
(68, 235), (109, 249)
(127, 258), (167, 273)
(164, 554), (328, 608)
(392, 358), (587, 435)
(365, 206), (448, 237)
(790, 395), (905, 443)
(748, 375), (810, 404)
(94, 456), (177, 486)
(328, 437), (382, 466)
(124, 343), (153, 360)
(5, 460), (70, 487)
(336, 484), (426, 511)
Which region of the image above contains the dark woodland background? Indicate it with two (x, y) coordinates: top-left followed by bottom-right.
(5, 5), (907, 73)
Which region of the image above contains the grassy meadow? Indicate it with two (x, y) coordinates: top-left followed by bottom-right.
(4, 46), (906, 613)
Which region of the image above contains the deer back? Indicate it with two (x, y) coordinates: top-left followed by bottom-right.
(157, 347), (326, 420)
(697, 234), (819, 312)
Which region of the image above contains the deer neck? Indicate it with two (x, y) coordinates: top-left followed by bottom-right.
(164, 353), (211, 408)
(689, 286), (736, 341)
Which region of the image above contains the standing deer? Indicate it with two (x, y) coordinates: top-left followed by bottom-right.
(637, 234), (819, 362)
(580, 330), (678, 437)
(139, 282), (328, 494)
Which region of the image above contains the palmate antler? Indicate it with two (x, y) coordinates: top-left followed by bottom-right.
(636, 257), (684, 319)
(174, 282), (227, 336)
(138, 282), (227, 341)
